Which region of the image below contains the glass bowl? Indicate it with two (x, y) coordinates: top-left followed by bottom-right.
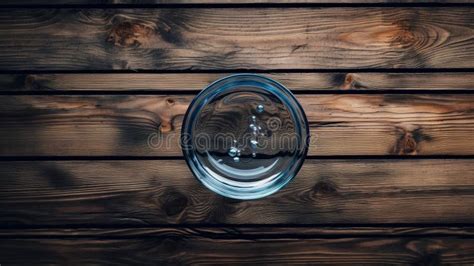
(181, 74), (309, 200)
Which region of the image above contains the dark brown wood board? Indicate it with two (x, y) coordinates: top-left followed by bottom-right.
(1, 94), (473, 156)
(0, 2), (473, 265)
(2, 73), (474, 92)
(2, 0), (474, 4)
(1, 159), (473, 225)
(0, 228), (474, 265)
(0, 8), (473, 70)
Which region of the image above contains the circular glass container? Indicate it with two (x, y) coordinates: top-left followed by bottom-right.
(181, 74), (309, 199)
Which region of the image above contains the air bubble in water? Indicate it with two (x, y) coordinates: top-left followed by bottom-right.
(228, 147), (239, 157)
(257, 104), (264, 113)
(250, 139), (258, 149)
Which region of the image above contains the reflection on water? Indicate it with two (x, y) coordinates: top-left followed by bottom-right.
(193, 87), (297, 183)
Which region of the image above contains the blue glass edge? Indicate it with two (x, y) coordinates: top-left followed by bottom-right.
(181, 74), (310, 200)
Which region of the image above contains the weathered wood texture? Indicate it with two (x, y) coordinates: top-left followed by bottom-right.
(2, 227), (474, 237)
(0, 4), (473, 264)
(2, 73), (474, 92)
(0, 228), (473, 265)
(1, 159), (473, 225)
(1, 94), (473, 156)
(3, 0), (474, 4)
(0, 8), (473, 70)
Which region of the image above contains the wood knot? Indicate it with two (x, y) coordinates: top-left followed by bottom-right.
(166, 98), (175, 106)
(392, 127), (432, 155)
(391, 27), (417, 48)
(160, 122), (172, 133)
(398, 132), (417, 154)
(333, 73), (366, 90)
(341, 73), (355, 90)
(107, 20), (154, 48)
(162, 190), (188, 217)
(312, 178), (338, 196)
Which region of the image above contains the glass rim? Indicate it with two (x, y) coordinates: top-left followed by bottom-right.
(181, 73), (310, 200)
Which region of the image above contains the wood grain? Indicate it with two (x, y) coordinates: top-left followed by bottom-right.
(2, 72), (474, 92)
(1, 236), (473, 265)
(0, 227), (474, 265)
(3, 0), (474, 4)
(2, 227), (474, 237)
(1, 159), (473, 225)
(1, 94), (473, 156)
(0, 8), (473, 70)
(0, 3), (473, 265)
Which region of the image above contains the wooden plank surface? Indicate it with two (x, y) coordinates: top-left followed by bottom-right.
(1, 238), (473, 265)
(0, 8), (473, 70)
(1, 94), (473, 156)
(0, 228), (473, 264)
(0, 2), (473, 265)
(2, 73), (474, 92)
(3, 0), (474, 4)
(1, 159), (473, 225)
(2, 227), (474, 237)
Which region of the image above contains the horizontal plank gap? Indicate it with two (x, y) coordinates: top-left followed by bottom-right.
(1, 3), (474, 8)
(1, 227), (474, 239)
(2, 224), (474, 230)
(3, 90), (474, 95)
(2, 155), (474, 161)
(1, 69), (474, 74)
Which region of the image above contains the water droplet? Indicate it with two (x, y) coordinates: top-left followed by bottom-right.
(252, 152), (257, 158)
(233, 157), (240, 162)
(257, 104), (264, 113)
(228, 147), (238, 157)
(250, 139), (258, 149)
